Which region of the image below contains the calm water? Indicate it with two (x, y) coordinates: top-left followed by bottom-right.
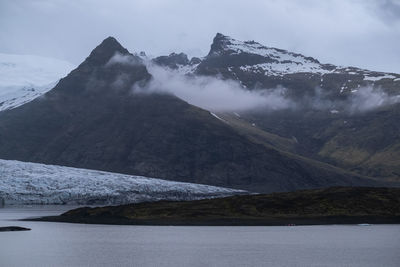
(0, 206), (399, 267)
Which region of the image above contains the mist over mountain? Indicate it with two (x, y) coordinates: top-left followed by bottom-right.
(150, 33), (400, 113)
(0, 35), (391, 194)
(144, 34), (400, 182)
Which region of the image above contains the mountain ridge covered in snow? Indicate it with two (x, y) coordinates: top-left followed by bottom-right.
(155, 33), (400, 82)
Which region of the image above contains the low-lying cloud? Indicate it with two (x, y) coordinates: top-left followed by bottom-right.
(348, 86), (400, 113)
(301, 86), (400, 114)
(102, 48), (400, 115)
(133, 63), (400, 114)
(106, 52), (142, 67)
(134, 64), (292, 112)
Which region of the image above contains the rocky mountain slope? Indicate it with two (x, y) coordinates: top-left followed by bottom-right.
(0, 37), (381, 193)
(154, 33), (400, 182)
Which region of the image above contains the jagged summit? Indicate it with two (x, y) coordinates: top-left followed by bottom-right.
(209, 33), (315, 60)
(215, 32), (226, 38)
(85, 36), (130, 66)
(197, 33), (400, 83)
(208, 33), (320, 65)
(153, 52), (190, 69)
(198, 33), (326, 77)
(152, 52), (202, 74)
(208, 33), (232, 56)
(154, 33), (338, 76)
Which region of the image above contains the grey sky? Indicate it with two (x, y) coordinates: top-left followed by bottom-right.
(1, 0), (399, 73)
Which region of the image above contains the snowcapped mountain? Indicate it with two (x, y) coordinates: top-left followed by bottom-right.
(206, 33), (329, 75)
(0, 159), (246, 205)
(150, 34), (400, 183)
(204, 33), (400, 79)
(0, 53), (75, 111)
(154, 33), (400, 97)
(0, 37), (380, 194)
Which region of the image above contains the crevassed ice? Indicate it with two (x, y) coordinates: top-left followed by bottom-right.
(0, 159), (245, 205)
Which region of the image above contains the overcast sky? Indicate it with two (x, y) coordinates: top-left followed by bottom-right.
(1, 0), (399, 73)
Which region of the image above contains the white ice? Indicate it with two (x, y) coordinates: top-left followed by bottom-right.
(0, 53), (75, 111)
(0, 159), (245, 205)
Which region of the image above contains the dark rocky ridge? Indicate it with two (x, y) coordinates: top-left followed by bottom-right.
(152, 52), (201, 71)
(34, 187), (400, 226)
(153, 52), (190, 69)
(0, 37), (382, 193)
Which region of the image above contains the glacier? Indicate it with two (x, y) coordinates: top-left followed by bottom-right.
(0, 159), (246, 205)
(0, 53), (75, 111)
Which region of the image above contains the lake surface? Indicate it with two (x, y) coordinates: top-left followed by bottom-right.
(0, 206), (399, 267)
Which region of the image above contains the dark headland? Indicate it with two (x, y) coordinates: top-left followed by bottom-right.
(0, 226), (31, 232)
(32, 187), (400, 226)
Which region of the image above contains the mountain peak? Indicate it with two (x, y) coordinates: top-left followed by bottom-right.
(214, 32), (230, 39)
(208, 33), (233, 56)
(102, 36), (120, 45)
(85, 36), (130, 66)
(46, 36), (150, 96)
(208, 33), (271, 57)
(204, 33), (322, 68)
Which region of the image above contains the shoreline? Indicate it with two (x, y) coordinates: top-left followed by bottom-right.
(25, 187), (400, 226)
(29, 215), (400, 226)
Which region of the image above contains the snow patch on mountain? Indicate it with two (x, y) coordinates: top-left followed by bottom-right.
(216, 35), (334, 75)
(0, 53), (75, 111)
(176, 62), (201, 74)
(363, 74), (397, 81)
(0, 159), (245, 205)
(210, 112), (228, 123)
(240, 61), (332, 76)
(214, 35), (400, 80)
(225, 37), (317, 64)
